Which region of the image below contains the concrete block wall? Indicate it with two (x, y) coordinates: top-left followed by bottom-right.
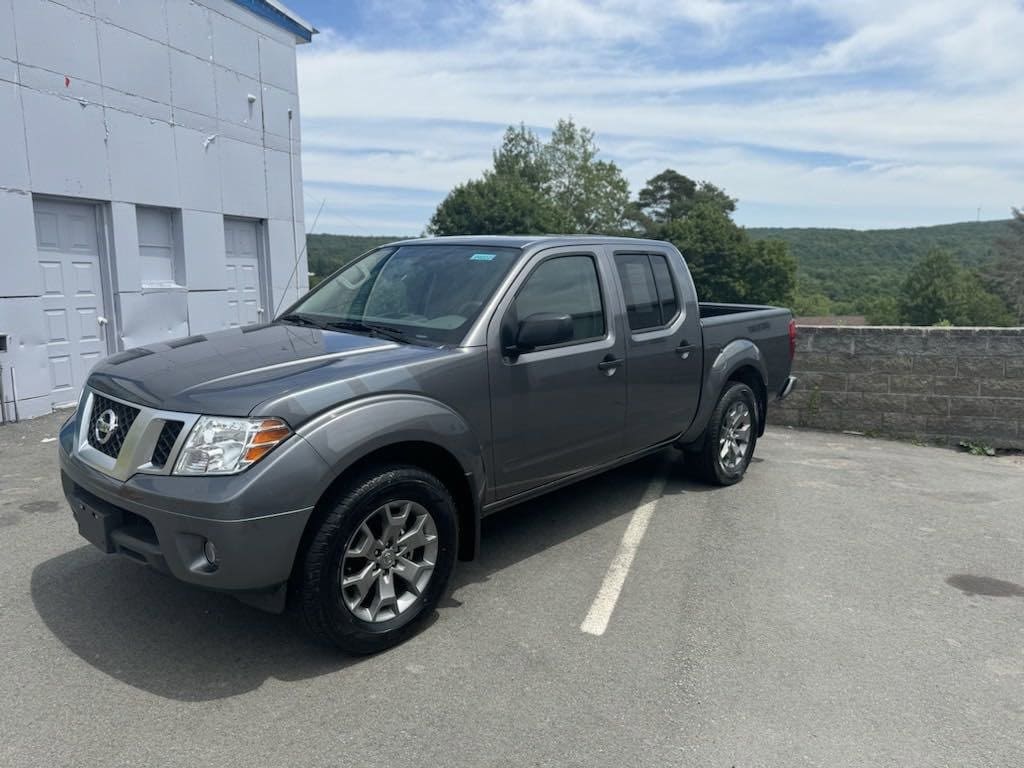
(0, 0), (310, 419)
(772, 326), (1024, 449)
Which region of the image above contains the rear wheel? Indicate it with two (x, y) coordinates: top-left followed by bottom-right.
(295, 465), (457, 654)
(689, 382), (759, 486)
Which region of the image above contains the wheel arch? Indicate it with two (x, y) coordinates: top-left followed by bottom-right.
(294, 395), (486, 578)
(725, 364), (768, 437)
(302, 440), (478, 564)
(678, 338), (769, 446)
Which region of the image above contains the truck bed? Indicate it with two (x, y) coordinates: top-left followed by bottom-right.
(698, 302), (794, 398)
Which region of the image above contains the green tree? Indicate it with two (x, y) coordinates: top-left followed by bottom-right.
(863, 296), (900, 325)
(427, 176), (562, 237)
(492, 123), (549, 188)
(662, 203), (746, 301)
(627, 170), (736, 235)
(899, 249), (1013, 326)
(660, 203), (795, 306)
(791, 287), (832, 317)
(427, 119), (629, 236)
(744, 238), (797, 306)
(542, 119), (630, 233)
(427, 128), (796, 308)
(985, 208), (1024, 323)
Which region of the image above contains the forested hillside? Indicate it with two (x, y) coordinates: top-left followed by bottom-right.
(306, 219), (1014, 310)
(747, 219), (1011, 313)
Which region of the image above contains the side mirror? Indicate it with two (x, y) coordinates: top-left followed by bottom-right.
(514, 312), (573, 353)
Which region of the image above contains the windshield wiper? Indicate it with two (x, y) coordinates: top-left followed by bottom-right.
(324, 319), (417, 345)
(277, 312), (327, 329)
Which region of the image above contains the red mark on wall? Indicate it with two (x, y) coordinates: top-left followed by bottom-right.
(64, 76), (70, 87)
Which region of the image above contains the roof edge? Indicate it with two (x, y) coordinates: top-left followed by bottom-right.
(228, 0), (317, 42)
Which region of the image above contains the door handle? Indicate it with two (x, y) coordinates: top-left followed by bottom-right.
(597, 356), (624, 373)
(97, 316), (109, 326)
(676, 340), (695, 359)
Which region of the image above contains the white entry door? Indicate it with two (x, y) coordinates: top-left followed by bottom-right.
(34, 199), (109, 406)
(224, 218), (264, 327)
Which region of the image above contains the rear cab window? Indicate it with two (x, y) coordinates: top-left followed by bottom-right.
(614, 252), (680, 331)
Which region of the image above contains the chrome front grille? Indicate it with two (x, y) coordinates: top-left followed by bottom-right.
(75, 390), (199, 481)
(86, 394), (140, 459)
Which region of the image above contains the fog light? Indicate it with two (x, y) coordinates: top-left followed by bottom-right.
(203, 539), (218, 566)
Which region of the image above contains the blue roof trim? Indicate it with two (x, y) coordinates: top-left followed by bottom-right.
(228, 0), (314, 42)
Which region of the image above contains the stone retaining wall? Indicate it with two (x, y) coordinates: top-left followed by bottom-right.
(771, 326), (1024, 449)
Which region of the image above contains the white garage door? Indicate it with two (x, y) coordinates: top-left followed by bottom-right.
(224, 218), (265, 327)
(34, 199), (109, 407)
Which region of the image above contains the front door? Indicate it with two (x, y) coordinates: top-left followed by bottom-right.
(612, 248), (702, 452)
(34, 198), (109, 407)
(224, 218), (265, 327)
(488, 248), (627, 500)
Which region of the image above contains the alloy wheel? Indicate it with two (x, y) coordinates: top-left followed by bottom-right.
(339, 500), (439, 622)
(718, 401), (752, 473)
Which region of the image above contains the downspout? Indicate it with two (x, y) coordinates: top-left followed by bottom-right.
(0, 363), (6, 425)
(10, 366), (19, 423)
(287, 107), (300, 306)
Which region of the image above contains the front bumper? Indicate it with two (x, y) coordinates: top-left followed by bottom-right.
(59, 416), (330, 609)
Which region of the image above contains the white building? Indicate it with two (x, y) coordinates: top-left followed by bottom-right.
(0, 0), (315, 420)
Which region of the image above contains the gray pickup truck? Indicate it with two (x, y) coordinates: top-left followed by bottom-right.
(59, 236), (796, 652)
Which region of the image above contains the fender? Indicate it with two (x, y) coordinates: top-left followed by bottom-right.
(296, 393), (486, 555)
(678, 338), (769, 446)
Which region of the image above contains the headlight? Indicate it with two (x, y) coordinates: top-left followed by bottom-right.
(174, 416), (292, 475)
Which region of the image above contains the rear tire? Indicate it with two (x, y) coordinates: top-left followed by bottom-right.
(689, 382), (759, 486)
(295, 465), (458, 654)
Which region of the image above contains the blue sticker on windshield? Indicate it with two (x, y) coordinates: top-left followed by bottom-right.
(470, 253), (497, 261)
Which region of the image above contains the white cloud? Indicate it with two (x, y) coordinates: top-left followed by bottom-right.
(492, 0), (744, 43)
(298, 0), (1024, 232)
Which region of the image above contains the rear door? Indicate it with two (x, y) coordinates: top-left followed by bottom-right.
(34, 198), (110, 407)
(612, 247), (702, 453)
(224, 218), (265, 327)
(487, 247), (627, 500)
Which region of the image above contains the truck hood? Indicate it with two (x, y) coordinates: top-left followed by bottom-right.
(87, 323), (451, 421)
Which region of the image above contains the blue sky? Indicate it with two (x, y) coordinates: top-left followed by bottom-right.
(283, 0), (1023, 235)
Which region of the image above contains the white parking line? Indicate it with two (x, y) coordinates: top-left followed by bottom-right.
(580, 473), (667, 636)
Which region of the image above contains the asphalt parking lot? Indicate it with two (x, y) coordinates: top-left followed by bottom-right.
(2, 412), (1023, 767)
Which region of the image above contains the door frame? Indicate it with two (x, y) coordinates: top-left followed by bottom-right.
(32, 194), (119, 409)
(95, 202), (121, 354)
(608, 244), (703, 449)
(483, 244), (627, 502)
(224, 216), (272, 323)
(484, 244), (625, 358)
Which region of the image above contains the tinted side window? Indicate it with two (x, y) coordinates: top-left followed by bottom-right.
(650, 254), (679, 323)
(615, 253), (679, 330)
(514, 255), (605, 344)
(616, 253), (661, 330)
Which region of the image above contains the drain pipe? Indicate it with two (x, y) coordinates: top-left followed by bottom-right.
(287, 107), (300, 306)
(0, 363), (6, 425)
(10, 365), (19, 423)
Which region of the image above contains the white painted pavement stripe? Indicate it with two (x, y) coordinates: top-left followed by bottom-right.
(580, 473), (668, 636)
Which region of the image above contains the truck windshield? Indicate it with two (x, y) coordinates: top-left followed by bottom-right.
(284, 244), (521, 345)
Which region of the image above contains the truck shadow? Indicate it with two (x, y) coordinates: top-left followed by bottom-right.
(30, 448), (714, 701)
(451, 449), (717, 594)
(30, 547), (357, 701)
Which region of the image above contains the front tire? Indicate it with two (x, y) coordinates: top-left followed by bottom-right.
(295, 465), (458, 654)
(689, 382), (759, 486)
